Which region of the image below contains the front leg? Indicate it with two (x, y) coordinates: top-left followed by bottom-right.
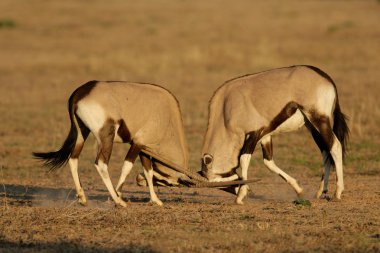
(236, 154), (251, 204)
(115, 144), (141, 198)
(140, 155), (163, 206)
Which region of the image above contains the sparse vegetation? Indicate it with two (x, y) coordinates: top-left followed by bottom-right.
(0, 0), (379, 252)
(293, 198), (312, 208)
(0, 18), (15, 29)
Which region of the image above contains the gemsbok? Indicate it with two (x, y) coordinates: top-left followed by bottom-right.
(33, 81), (199, 207)
(200, 65), (349, 204)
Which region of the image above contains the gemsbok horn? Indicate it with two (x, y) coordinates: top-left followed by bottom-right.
(200, 65), (349, 204)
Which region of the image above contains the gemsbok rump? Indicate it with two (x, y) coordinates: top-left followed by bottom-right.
(200, 65), (349, 204)
(33, 81), (195, 207)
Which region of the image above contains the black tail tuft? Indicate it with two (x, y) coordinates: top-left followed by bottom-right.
(333, 102), (350, 160)
(32, 129), (77, 171)
(33, 96), (78, 172)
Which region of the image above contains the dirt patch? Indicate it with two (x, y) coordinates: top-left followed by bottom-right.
(1, 176), (380, 252)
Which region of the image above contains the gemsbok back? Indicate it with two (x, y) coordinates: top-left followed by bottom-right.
(33, 81), (193, 207)
(200, 65), (349, 204)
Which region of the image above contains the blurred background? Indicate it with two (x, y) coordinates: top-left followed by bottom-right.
(0, 0), (379, 189)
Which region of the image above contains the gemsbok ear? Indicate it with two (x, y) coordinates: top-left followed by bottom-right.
(203, 153), (213, 167)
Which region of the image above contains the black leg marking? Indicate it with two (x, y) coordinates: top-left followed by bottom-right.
(125, 143), (141, 163)
(263, 102), (301, 135)
(140, 154), (152, 171)
(310, 111), (334, 151)
(117, 119), (132, 143)
(71, 115), (90, 159)
(96, 119), (116, 165)
(261, 140), (273, 161)
(241, 129), (263, 155)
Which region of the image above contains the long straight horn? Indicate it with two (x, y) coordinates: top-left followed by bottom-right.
(190, 178), (261, 188)
(141, 149), (208, 182)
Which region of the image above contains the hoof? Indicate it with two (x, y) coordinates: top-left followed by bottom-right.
(116, 199), (128, 208)
(296, 189), (304, 198)
(319, 193), (331, 201)
(151, 199), (163, 206)
(335, 190), (343, 200)
(235, 198), (244, 205)
(136, 174), (147, 187)
(77, 194), (87, 206)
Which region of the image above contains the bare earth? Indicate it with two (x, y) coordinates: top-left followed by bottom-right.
(0, 0), (379, 252)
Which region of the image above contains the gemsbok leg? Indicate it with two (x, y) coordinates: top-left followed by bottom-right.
(310, 114), (344, 199)
(94, 122), (127, 207)
(307, 123), (333, 199)
(235, 131), (262, 204)
(140, 155), (163, 206)
(68, 117), (90, 205)
(115, 143), (142, 198)
(235, 153), (251, 204)
(260, 136), (304, 196)
(316, 151), (332, 198)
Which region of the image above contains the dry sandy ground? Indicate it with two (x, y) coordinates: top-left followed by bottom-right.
(1, 0), (380, 252)
(1, 174), (380, 253)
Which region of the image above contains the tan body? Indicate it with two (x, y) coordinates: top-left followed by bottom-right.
(201, 66), (349, 204)
(35, 81), (190, 206)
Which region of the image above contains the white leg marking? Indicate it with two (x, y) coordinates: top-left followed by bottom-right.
(115, 161), (134, 198)
(143, 165), (163, 206)
(236, 154), (251, 205)
(95, 160), (127, 207)
(263, 159), (303, 196)
(330, 136), (344, 199)
(69, 158), (87, 205)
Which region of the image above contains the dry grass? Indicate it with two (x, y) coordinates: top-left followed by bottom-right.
(0, 0), (380, 252)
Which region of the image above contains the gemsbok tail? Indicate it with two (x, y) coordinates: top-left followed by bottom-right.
(33, 96), (79, 171)
(33, 81), (94, 171)
(333, 100), (349, 160)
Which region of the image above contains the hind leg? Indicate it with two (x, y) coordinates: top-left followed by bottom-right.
(68, 118), (90, 205)
(316, 151), (332, 199)
(115, 144), (142, 198)
(69, 158), (87, 205)
(306, 119), (333, 199)
(95, 121), (127, 207)
(261, 136), (304, 197)
(331, 136), (344, 199)
(140, 155), (163, 206)
(311, 114), (344, 199)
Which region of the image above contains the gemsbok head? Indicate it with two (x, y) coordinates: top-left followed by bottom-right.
(33, 81), (195, 207)
(200, 65), (349, 204)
